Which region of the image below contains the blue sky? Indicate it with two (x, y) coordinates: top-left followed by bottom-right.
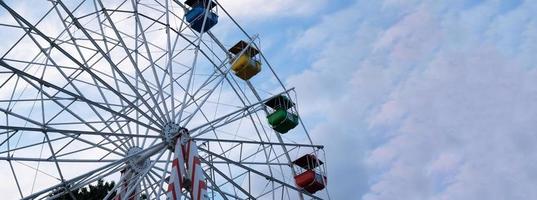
(1, 0), (537, 199)
(223, 0), (537, 199)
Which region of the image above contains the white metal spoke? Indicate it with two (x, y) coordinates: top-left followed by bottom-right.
(1, 4), (165, 130)
(0, 60), (160, 132)
(200, 147), (323, 200)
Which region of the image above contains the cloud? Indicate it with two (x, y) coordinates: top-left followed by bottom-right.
(219, 0), (327, 20)
(362, 1), (537, 199)
(286, 0), (537, 199)
(365, 49), (537, 200)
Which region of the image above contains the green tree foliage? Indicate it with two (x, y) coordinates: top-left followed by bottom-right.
(50, 179), (148, 200)
(51, 179), (116, 200)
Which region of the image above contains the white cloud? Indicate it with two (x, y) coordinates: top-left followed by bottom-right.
(219, 0), (326, 20)
(286, 0), (537, 199)
(365, 49), (537, 200)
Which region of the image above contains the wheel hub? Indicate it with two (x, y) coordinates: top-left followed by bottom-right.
(162, 122), (189, 147)
(126, 147), (150, 173)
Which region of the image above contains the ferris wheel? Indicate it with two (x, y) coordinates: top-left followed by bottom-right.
(0, 0), (329, 199)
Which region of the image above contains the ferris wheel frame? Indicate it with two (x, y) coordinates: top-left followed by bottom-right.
(0, 0), (329, 199)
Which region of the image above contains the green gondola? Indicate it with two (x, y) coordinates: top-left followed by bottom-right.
(267, 109), (299, 133)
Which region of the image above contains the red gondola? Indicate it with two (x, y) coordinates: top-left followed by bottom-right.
(292, 154), (327, 194)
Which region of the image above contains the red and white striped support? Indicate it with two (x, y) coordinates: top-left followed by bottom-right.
(184, 137), (208, 200)
(167, 131), (208, 200)
(167, 133), (187, 200)
(114, 168), (139, 200)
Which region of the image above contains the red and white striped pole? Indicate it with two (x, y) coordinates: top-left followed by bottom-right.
(167, 129), (208, 200)
(183, 136), (208, 200)
(167, 131), (187, 200)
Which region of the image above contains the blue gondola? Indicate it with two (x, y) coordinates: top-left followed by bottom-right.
(184, 0), (218, 33)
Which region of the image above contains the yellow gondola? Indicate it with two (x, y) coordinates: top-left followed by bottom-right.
(228, 40), (262, 80)
(231, 54), (261, 80)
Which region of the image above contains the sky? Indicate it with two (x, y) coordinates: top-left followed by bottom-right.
(2, 0), (537, 199)
(222, 0), (537, 199)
